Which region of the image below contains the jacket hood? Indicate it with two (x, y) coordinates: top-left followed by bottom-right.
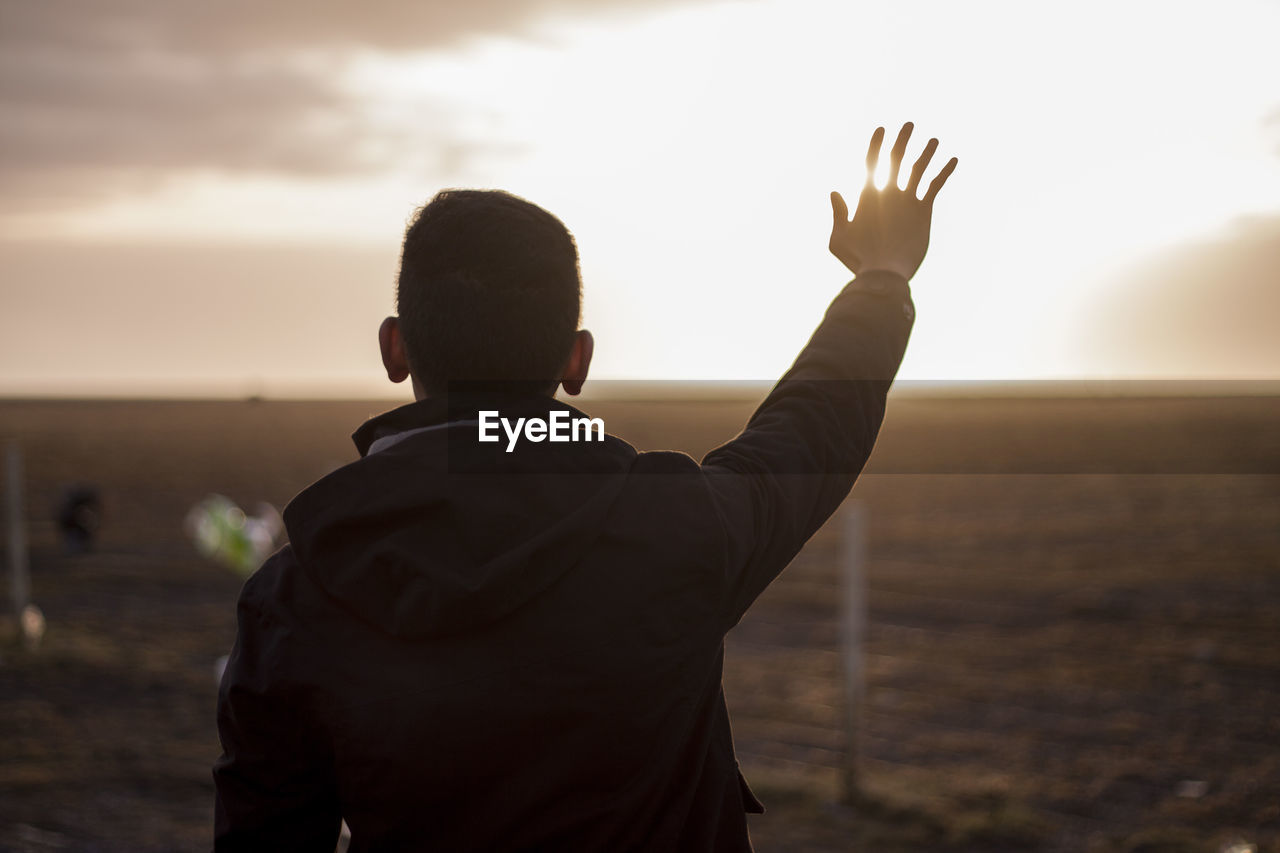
(282, 393), (636, 639)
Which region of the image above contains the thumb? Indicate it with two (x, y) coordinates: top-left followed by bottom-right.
(830, 191), (849, 225)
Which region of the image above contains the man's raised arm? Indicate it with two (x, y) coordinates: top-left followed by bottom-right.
(702, 122), (956, 625)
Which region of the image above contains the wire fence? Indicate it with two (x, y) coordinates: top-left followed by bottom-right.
(723, 482), (1280, 846)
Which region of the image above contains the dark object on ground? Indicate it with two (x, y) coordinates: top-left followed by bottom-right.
(56, 485), (102, 554)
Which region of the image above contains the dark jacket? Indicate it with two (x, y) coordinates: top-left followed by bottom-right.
(213, 269), (915, 852)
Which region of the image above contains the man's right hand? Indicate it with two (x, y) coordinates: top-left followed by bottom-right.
(829, 122), (957, 281)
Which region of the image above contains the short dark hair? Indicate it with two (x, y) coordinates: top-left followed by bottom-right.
(396, 189), (582, 396)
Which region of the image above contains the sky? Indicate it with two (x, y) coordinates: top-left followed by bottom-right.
(2, 0), (1278, 398)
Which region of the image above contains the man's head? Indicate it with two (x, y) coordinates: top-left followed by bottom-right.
(380, 189), (593, 399)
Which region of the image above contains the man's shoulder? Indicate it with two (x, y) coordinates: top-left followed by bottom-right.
(236, 544), (304, 621)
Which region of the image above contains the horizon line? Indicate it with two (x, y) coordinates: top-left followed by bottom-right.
(3, 378), (1280, 403)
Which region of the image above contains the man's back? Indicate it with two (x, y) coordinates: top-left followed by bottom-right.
(217, 401), (751, 849)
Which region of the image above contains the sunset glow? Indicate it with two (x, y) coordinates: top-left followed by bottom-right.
(2, 0), (1278, 396)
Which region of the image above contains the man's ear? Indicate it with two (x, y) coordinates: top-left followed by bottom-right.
(559, 329), (594, 397)
(379, 317), (411, 384)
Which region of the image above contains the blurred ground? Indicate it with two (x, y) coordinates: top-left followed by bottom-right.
(0, 394), (1277, 852)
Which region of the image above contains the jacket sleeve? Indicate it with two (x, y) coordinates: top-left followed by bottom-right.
(700, 269), (914, 627)
(213, 554), (343, 852)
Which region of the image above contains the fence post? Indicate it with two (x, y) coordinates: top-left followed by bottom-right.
(839, 500), (867, 805)
(6, 442), (31, 635)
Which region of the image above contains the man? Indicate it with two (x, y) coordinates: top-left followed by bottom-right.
(214, 123), (956, 851)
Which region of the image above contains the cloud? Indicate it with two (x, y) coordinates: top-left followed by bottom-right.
(1, 0), (697, 55)
(0, 47), (369, 174)
(1082, 214), (1280, 378)
(0, 0), (709, 218)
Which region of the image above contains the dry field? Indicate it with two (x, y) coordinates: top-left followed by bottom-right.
(0, 393), (1277, 852)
